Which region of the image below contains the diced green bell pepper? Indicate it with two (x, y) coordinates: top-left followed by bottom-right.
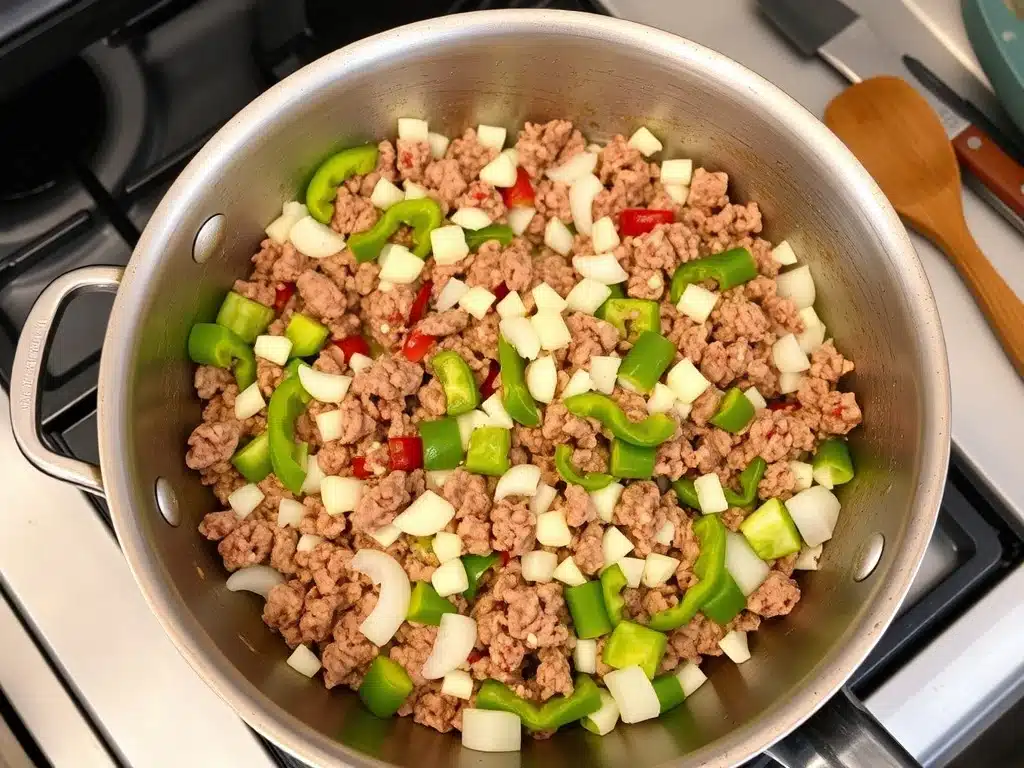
(609, 439), (656, 479)
(188, 323), (257, 390)
(358, 656), (414, 718)
(563, 392), (675, 447)
(417, 417), (464, 471)
(215, 291), (275, 343)
(284, 313), (329, 358)
(305, 144), (380, 224)
(598, 297), (660, 342)
(740, 498), (803, 560)
(602, 620), (667, 679)
(724, 457), (767, 508)
(595, 284), (626, 321)
(652, 673), (686, 713)
(700, 571), (746, 624)
(555, 444), (613, 491)
(710, 387), (755, 434)
(497, 336), (540, 427)
(464, 426), (510, 476)
(600, 563), (627, 627)
(406, 581), (457, 626)
(429, 350), (480, 416)
(266, 373), (311, 494)
(462, 553), (500, 600)
(348, 198), (443, 262)
(673, 477), (700, 510)
(231, 431), (272, 483)
(465, 224), (514, 251)
(565, 580), (613, 639)
(616, 331), (676, 393)
(477, 674), (602, 732)
(812, 438), (855, 487)
(669, 247), (759, 304)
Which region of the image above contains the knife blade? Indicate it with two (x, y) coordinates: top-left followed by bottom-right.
(758, 0), (1024, 233)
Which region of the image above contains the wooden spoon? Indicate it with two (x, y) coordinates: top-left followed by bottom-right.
(825, 75), (1024, 378)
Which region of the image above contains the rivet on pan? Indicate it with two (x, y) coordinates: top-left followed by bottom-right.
(853, 533), (884, 582)
(192, 214), (226, 264)
(155, 477), (181, 527)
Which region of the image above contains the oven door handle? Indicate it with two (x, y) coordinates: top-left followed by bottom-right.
(9, 266), (123, 497)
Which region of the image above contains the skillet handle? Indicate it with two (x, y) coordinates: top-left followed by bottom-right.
(766, 687), (919, 768)
(9, 266), (124, 497)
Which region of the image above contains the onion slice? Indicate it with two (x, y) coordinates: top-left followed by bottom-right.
(225, 566), (284, 598)
(422, 613), (477, 680)
(604, 666), (660, 723)
(569, 173), (604, 235)
(297, 365), (352, 403)
(494, 464), (542, 500)
(350, 550), (411, 646)
(545, 150), (598, 183)
(462, 709), (521, 753)
(393, 490), (456, 536)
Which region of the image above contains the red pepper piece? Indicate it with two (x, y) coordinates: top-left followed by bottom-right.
(467, 649), (484, 664)
(492, 282), (510, 302)
(408, 281), (433, 327)
(499, 551), (512, 567)
(619, 209), (675, 237)
(332, 335), (371, 362)
(479, 360), (500, 399)
(500, 167), (535, 208)
(767, 399), (800, 412)
(352, 457), (372, 479)
(401, 330), (436, 362)
(388, 436), (424, 471)
(274, 282), (296, 313)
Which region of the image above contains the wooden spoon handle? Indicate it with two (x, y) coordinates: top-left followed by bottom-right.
(951, 124), (1024, 220)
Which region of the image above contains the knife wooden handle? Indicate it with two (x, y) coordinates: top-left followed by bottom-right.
(952, 124), (1024, 219)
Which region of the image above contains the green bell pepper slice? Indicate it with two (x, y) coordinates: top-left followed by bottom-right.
(598, 298), (660, 342)
(710, 387), (755, 434)
(417, 417), (464, 471)
(465, 224), (515, 251)
(812, 438), (855, 487)
(609, 439), (656, 479)
(563, 392), (675, 447)
(348, 198), (443, 263)
(602, 620), (667, 679)
(305, 144), (380, 224)
(740, 498), (803, 560)
(188, 323), (257, 390)
(429, 351), (480, 416)
(600, 563), (627, 627)
(358, 656), (414, 718)
(267, 372), (311, 494)
(672, 477), (700, 510)
(555, 445), (614, 491)
(497, 336), (540, 427)
(669, 246), (759, 303)
(231, 431), (272, 483)
(700, 571), (746, 625)
(406, 581), (457, 626)
(616, 331), (676, 393)
(724, 457), (767, 508)
(477, 674), (602, 732)
(464, 426), (510, 476)
(215, 291), (275, 343)
(462, 553), (500, 600)
(652, 673), (686, 713)
(565, 580), (613, 639)
(595, 284), (626, 321)
(285, 313), (329, 358)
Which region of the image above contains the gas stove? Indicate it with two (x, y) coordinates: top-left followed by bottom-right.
(0, 1), (1022, 767)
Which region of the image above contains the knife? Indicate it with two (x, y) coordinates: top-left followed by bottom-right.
(758, 0), (1024, 234)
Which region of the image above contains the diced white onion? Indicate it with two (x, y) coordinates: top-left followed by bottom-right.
(797, 307), (827, 354)
(545, 151), (599, 184)
(277, 498), (306, 528)
(525, 355), (557, 402)
(370, 177), (405, 210)
(532, 282), (568, 313)
(695, 472), (728, 514)
(536, 510), (572, 547)
(378, 244), (426, 285)
(785, 486), (840, 547)
(583, 689), (621, 735)
(451, 207), (493, 231)
(481, 393), (515, 430)
(499, 318), (541, 360)
(233, 382), (266, 420)
(422, 612), (477, 679)
(476, 124), (507, 150)
(321, 475), (364, 516)
(544, 216), (574, 256)
(572, 253), (629, 285)
(790, 461), (814, 491)
(674, 400), (693, 421)
(574, 638), (598, 674)
(398, 117), (429, 141)
(561, 368), (594, 399)
(265, 200), (308, 245)
(300, 454), (325, 495)
(404, 180), (428, 200)
(617, 557), (645, 588)
(496, 290), (527, 319)
(494, 464), (541, 501)
(776, 265), (816, 309)
(627, 126), (663, 157)
(602, 526), (634, 565)
(675, 661), (708, 697)
(427, 132), (449, 160)
(772, 333), (810, 374)
(430, 225), (470, 265)
(725, 532), (771, 596)
(351, 549), (410, 646)
(456, 410), (490, 450)
(566, 278), (612, 315)
(427, 469), (454, 490)
(642, 553), (680, 587)
(315, 409), (343, 442)
(588, 356), (621, 395)
(569, 173), (604, 236)
(507, 206), (536, 236)
(653, 521), (675, 547)
(530, 483), (558, 515)
(226, 565), (284, 599)
(660, 158), (693, 186)
(604, 666), (660, 723)
(435, 277), (469, 312)
(719, 630), (751, 663)
(501, 147), (519, 167)
(228, 483), (264, 519)
(287, 644), (322, 678)
(254, 334), (292, 366)
(289, 215), (346, 259)
(779, 371), (803, 394)
(667, 361), (710, 406)
(664, 183), (690, 203)
(442, 670), (474, 700)
(296, 534), (322, 553)
(588, 218), (620, 256)
(432, 531), (462, 564)
(461, 709), (521, 753)
(553, 557), (587, 587)
(744, 386), (767, 410)
(772, 240), (798, 266)
(298, 365), (352, 404)
(676, 284), (720, 323)
(458, 286), (496, 320)
(794, 543), (824, 570)
(521, 550), (559, 583)
(589, 481), (623, 523)
(378, 280), (395, 293)
(531, 310), (572, 351)
(371, 524), (402, 548)
(647, 382), (677, 414)
(478, 153), (518, 187)
(393, 490), (456, 536)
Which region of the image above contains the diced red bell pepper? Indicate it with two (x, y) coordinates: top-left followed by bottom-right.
(352, 457), (372, 479)
(388, 437), (424, 471)
(408, 280), (433, 327)
(274, 282), (296, 313)
(466, 649), (484, 664)
(619, 209), (675, 237)
(401, 330), (436, 362)
(500, 167), (535, 208)
(480, 360), (500, 399)
(492, 282), (510, 302)
(767, 399), (800, 412)
(332, 335), (371, 362)
(499, 551), (512, 567)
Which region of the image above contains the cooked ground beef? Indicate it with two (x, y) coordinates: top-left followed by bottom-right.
(188, 118), (861, 740)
